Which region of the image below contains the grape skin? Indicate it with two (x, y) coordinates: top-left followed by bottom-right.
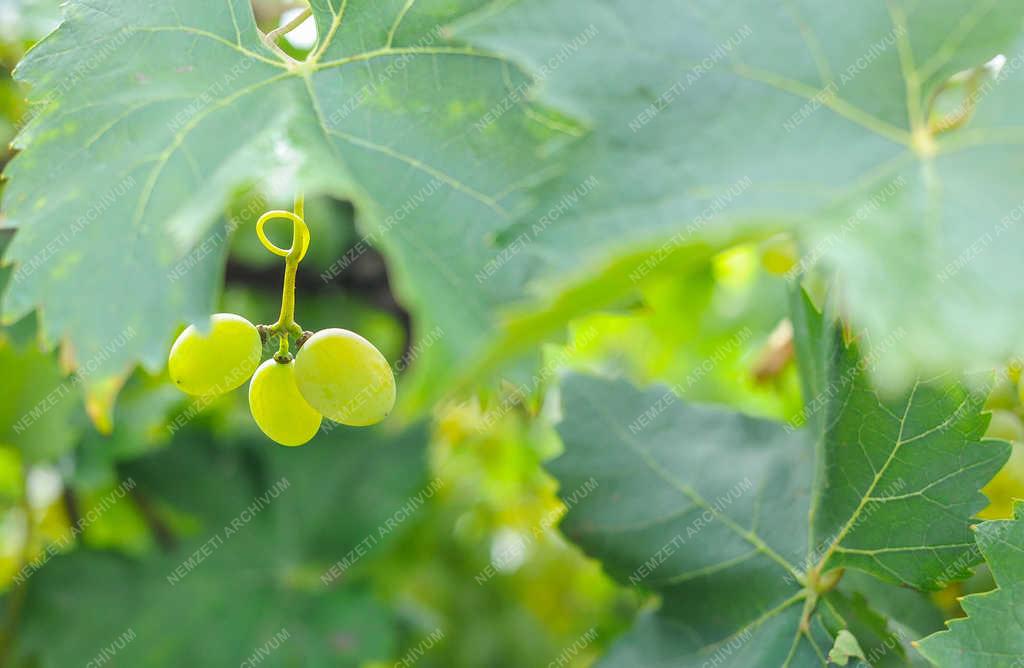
(168, 313), (262, 396)
(980, 412), (1024, 519)
(294, 328), (396, 427)
(760, 235), (799, 276)
(248, 359), (322, 447)
(986, 409), (1024, 443)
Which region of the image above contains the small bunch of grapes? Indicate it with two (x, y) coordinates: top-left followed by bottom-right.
(168, 317), (395, 446)
(166, 199), (395, 446)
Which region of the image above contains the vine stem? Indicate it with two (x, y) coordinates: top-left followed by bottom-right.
(273, 194), (305, 336)
(0, 472), (35, 663)
(928, 68), (983, 135)
(265, 6), (312, 44)
(255, 194), (309, 361)
(259, 4), (312, 65)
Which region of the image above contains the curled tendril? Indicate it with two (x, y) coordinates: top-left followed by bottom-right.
(256, 209), (310, 262)
(258, 195), (308, 354)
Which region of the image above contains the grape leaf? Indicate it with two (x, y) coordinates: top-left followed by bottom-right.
(12, 420), (431, 666)
(456, 0), (1024, 390)
(915, 502), (1024, 667)
(0, 0), (566, 410)
(72, 375), (184, 489)
(548, 295), (1007, 665)
(838, 570), (946, 659)
(829, 630), (866, 665)
(0, 334), (81, 462)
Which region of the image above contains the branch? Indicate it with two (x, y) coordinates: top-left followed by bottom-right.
(0, 475), (35, 664)
(127, 484), (177, 552)
(265, 7), (312, 43)
(259, 5), (312, 62)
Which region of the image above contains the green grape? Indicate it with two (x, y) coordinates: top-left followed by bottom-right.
(760, 234), (799, 276)
(294, 328), (396, 427)
(248, 359), (322, 446)
(168, 313), (262, 396)
(986, 409), (1024, 443)
(986, 376), (1019, 411)
(980, 440), (1024, 519)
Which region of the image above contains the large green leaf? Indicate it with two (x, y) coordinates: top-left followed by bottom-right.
(457, 0), (1024, 389)
(916, 502), (1024, 667)
(12, 421), (431, 666)
(0, 0), (566, 406)
(549, 297), (1007, 665)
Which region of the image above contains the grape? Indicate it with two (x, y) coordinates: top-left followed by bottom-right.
(986, 409), (1024, 443)
(760, 234), (799, 276)
(248, 359), (322, 446)
(1010, 360), (1023, 385)
(294, 328), (396, 426)
(986, 376), (1018, 411)
(980, 440), (1024, 519)
(168, 313), (262, 396)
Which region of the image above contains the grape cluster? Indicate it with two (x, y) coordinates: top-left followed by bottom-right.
(169, 318), (395, 446)
(167, 199), (396, 446)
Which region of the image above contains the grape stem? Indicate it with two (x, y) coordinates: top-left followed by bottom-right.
(0, 472), (35, 663)
(257, 194), (310, 360)
(275, 194), (305, 333)
(258, 4), (312, 65)
(927, 67), (984, 134)
(264, 7), (312, 44)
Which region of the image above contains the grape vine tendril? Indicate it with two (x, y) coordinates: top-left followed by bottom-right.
(256, 194), (310, 362)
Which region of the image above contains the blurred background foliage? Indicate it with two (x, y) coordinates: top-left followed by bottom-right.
(0, 1), (1020, 666)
